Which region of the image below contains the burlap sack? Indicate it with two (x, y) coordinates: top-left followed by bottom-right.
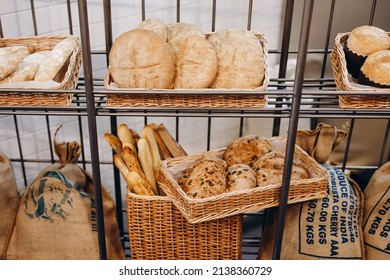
(258, 165), (365, 259)
(363, 161), (390, 259)
(0, 153), (19, 259)
(6, 126), (125, 260)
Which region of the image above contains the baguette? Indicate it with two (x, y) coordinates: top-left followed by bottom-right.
(137, 138), (159, 195)
(104, 133), (123, 155)
(122, 146), (150, 186)
(113, 154), (154, 196)
(141, 125), (161, 172)
(148, 123), (172, 160)
(118, 123), (136, 152)
(156, 124), (187, 157)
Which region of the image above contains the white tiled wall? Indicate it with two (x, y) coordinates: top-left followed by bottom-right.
(1, 0), (389, 199)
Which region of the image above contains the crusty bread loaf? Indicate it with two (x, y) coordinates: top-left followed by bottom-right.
(138, 18), (168, 41)
(34, 36), (78, 82)
(118, 123), (136, 153)
(223, 135), (273, 167)
(347, 25), (390, 57)
(1, 51), (48, 84)
(359, 50), (390, 87)
(109, 29), (175, 89)
(226, 163), (256, 192)
(208, 28), (265, 89)
(167, 23), (204, 46)
(0, 45), (30, 80)
(137, 138), (159, 195)
(253, 150), (309, 187)
(179, 156), (227, 199)
(141, 125), (161, 172)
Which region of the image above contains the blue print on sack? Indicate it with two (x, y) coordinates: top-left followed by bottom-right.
(24, 170), (90, 222)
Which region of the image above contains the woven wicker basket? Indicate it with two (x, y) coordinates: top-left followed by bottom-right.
(331, 32), (390, 109)
(157, 137), (329, 224)
(104, 32), (269, 109)
(0, 35), (82, 106)
(126, 190), (243, 260)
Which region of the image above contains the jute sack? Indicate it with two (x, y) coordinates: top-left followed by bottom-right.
(0, 153), (19, 259)
(6, 127), (125, 260)
(258, 165), (365, 259)
(363, 161), (390, 259)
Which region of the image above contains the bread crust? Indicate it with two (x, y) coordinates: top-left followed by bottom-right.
(347, 25), (390, 57)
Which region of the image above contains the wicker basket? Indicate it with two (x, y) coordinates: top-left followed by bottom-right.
(0, 35), (82, 106)
(157, 137), (329, 224)
(126, 190), (243, 260)
(331, 32), (390, 109)
(104, 32), (269, 109)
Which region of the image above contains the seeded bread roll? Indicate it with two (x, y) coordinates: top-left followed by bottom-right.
(208, 28), (265, 89)
(344, 25), (390, 79)
(179, 156), (227, 199)
(138, 18), (168, 41)
(0, 45), (30, 80)
(358, 50), (390, 88)
(34, 36), (78, 82)
(224, 135), (273, 167)
(109, 29), (175, 89)
(1, 51), (49, 84)
(226, 164), (256, 192)
(253, 151), (309, 187)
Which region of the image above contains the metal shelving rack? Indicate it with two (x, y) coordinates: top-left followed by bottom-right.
(0, 0), (389, 260)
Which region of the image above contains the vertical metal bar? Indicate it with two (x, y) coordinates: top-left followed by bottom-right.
(247, 0), (253, 31)
(341, 118), (355, 172)
(176, 112), (180, 142)
(272, 0), (314, 260)
(13, 114), (27, 187)
(311, 0), (336, 129)
(211, 0), (217, 32)
(141, 0), (146, 21)
(0, 17), (3, 38)
(239, 113), (244, 137)
(369, 0), (377, 25)
(207, 112), (212, 151)
(378, 119), (390, 167)
(45, 113), (55, 164)
(272, 0), (295, 137)
(103, 0), (113, 67)
(66, 0), (74, 35)
(30, 0), (38, 35)
(78, 0), (107, 260)
(177, 0), (181, 22)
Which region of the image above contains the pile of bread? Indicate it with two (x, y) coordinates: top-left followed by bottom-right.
(105, 123), (187, 196)
(178, 135), (310, 199)
(0, 35), (79, 88)
(108, 18), (265, 89)
(344, 25), (390, 88)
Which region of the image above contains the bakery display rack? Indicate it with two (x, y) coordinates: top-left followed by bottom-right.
(0, 0), (389, 260)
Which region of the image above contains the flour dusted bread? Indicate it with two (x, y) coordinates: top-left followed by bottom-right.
(253, 150), (309, 187)
(179, 156), (227, 199)
(138, 18), (168, 41)
(109, 29), (175, 89)
(34, 35), (78, 82)
(358, 50), (390, 87)
(0, 45), (30, 80)
(208, 28), (265, 88)
(1, 51), (49, 84)
(226, 164), (256, 192)
(167, 23), (218, 89)
(224, 135), (272, 167)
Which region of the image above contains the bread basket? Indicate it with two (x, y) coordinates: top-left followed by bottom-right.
(104, 32), (269, 109)
(126, 190), (242, 260)
(0, 35), (82, 107)
(157, 137), (329, 224)
(331, 32), (390, 109)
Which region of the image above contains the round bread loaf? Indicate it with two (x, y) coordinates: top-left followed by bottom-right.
(253, 151), (309, 187)
(223, 135), (273, 167)
(358, 50), (390, 87)
(138, 18), (168, 41)
(109, 29), (175, 89)
(167, 23), (204, 46)
(344, 25), (390, 79)
(34, 36), (78, 82)
(226, 164), (256, 192)
(0, 45), (30, 80)
(208, 28), (265, 89)
(179, 156), (227, 199)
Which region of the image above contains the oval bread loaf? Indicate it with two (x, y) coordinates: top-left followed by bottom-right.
(226, 163), (256, 192)
(208, 28), (265, 89)
(138, 18), (168, 41)
(109, 29), (175, 89)
(0, 45), (30, 80)
(34, 36), (78, 82)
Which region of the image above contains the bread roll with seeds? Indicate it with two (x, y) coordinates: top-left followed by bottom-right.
(226, 164), (256, 192)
